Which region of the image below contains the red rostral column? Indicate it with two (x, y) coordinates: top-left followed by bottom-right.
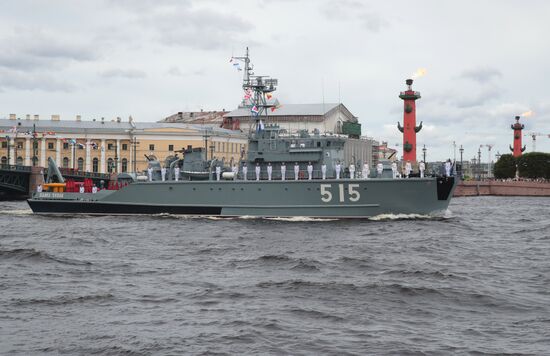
(397, 79), (422, 162)
(509, 115), (526, 157)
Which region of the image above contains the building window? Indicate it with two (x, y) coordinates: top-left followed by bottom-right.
(92, 158), (98, 173)
(33, 142), (38, 149)
(149, 144), (155, 151)
(222, 143), (225, 152)
(63, 142), (69, 149)
(48, 142), (54, 150)
(122, 158), (128, 172)
(122, 143), (128, 151)
(17, 142), (23, 149)
(169, 144), (174, 151)
(63, 157), (69, 168)
(77, 157), (84, 171)
(78, 143), (83, 150)
(108, 143), (113, 150)
(1, 156), (6, 164)
(16, 156), (23, 165)
(107, 158), (114, 173)
(1, 142), (6, 149)
(32, 156), (38, 165)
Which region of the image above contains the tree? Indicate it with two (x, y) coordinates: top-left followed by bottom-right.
(517, 152), (550, 179)
(493, 154), (516, 179)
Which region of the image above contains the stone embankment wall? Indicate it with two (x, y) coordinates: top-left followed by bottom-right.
(454, 180), (550, 197)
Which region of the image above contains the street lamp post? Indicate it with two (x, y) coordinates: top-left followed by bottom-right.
(32, 124), (38, 166)
(459, 145), (464, 178)
(422, 144), (426, 163)
(478, 147), (482, 180)
(5, 135), (10, 166)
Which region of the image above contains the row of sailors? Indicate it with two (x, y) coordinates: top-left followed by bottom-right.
(147, 161), (429, 182)
(223, 161), (429, 181)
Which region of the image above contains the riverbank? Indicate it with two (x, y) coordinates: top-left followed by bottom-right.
(454, 180), (550, 197)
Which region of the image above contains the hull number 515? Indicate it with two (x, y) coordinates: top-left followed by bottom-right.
(320, 184), (360, 203)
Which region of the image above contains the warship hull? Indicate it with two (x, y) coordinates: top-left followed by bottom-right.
(27, 177), (456, 218)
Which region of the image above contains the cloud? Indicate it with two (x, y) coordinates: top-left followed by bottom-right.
(0, 68), (75, 92)
(320, 0), (388, 32)
(109, 1), (254, 51)
(460, 67), (502, 83)
(166, 66), (205, 77)
(0, 28), (97, 71)
(453, 87), (502, 108)
(152, 8), (254, 50)
(99, 68), (147, 79)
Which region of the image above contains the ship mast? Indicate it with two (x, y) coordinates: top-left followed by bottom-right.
(232, 48), (279, 135)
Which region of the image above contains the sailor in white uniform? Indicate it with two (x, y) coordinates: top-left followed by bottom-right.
(232, 164), (238, 180)
(174, 166), (180, 181)
(215, 165), (221, 181)
(335, 161), (342, 179)
(445, 159), (452, 177)
(161, 167), (167, 182)
(79, 185), (85, 194)
(92, 185), (98, 194)
(307, 162), (313, 180)
(294, 162), (300, 180)
(267, 162), (273, 181)
(349, 163), (356, 179)
(362, 163), (370, 179)
(321, 163), (327, 180)
(255, 163), (261, 181)
(280, 162), (286, 181)
(405, 161), (412, 178)
(391, 162), (398, 179)
(37, 184), (43, 193)
(419, 160), (426, 178)
(376, 162), (383, 177)
(242, 163), (248, 181)
(147, 167), (153, 181)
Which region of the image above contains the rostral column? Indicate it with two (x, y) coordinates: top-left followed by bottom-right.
(397, 79), (422, 162)
(509, 116), (526, 157)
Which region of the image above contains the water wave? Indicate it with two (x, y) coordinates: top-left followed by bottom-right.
(12, 293), (114, 306)
(0, 208), (33, 215)
(0, 248), (92, 266)
(235, 255), (323, 272)
(266, 216), (339, 222)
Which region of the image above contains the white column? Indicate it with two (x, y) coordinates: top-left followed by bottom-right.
(116, 139), (121, 173)
(100, 139), (106, 173)
(129, 137), (134, 173)
(55, 139), (61, 165)
(25, 138), (31, 166)
(70, 142), (74, 169)
(40, 138), (46, 167)
(8, 137), (15, 165)
(85, 139), (91, 172)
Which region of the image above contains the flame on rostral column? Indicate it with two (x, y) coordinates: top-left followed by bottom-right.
(411, 68), (427, 79)
(521, 110), (534, 117)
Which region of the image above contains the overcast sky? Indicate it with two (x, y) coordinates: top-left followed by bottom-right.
(1, 0), (549, 161)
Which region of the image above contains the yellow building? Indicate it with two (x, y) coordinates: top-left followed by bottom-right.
(0, 114), (247, 173)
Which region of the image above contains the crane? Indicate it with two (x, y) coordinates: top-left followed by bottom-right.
(525, 132), (545, 152)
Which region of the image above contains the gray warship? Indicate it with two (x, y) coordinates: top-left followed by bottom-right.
(27, 55), (456, 218)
